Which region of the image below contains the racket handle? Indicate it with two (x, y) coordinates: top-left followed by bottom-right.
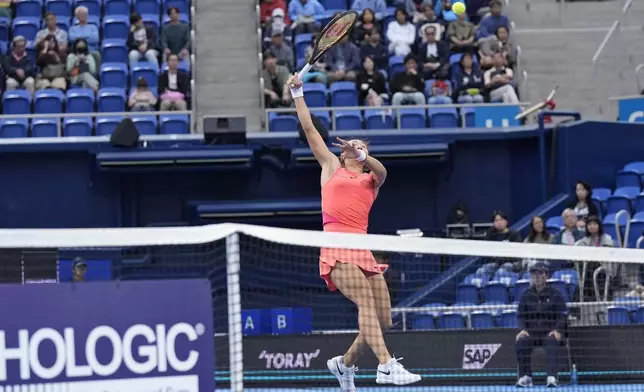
(298, 63), (313, 80)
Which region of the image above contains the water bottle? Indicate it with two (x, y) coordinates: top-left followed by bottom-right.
(571, 364), (578, 385)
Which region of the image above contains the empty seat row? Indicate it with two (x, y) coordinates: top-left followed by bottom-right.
(607, 305), (644, 325)
(412, 305), (518, 330)
(9, 0), (190, 19)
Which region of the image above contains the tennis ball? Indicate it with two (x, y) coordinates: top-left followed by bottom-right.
(452, 2), (466, 15)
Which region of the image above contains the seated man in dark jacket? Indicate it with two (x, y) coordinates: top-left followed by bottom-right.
(516, 262), (567, 388)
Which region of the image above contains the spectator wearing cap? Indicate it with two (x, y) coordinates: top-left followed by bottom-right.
(516, 261), (566, 388)
(288, 0), (325, 35)
(351, 0), (387, 21)
(128, 12), (160, 67)
(390, 54), (425, 106)
(161, 7), (191, 61)
(324, 35), (361, 83)
(69, 6), (100, 52)
(260, 0), (290, 26)
(71, 257), (87, 282)
(418, 24), (449, 80)
(262, 50), (292, 108)
(476, 210), (521, 274)
(479, 0), (509, 38)
(129, 77), (157, 111)
(263, 8), (293, 50)
(4, 36), (35, 94)
(386, 8), (416, 57)
(268, 27), (294, 72)
(35, 12), (68, 55)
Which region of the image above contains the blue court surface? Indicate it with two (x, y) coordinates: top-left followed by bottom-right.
(219, 386), (644, 391)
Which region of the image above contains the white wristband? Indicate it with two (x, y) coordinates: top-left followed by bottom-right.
(290, 86), (303, 99)
(357, 150), (368, 163)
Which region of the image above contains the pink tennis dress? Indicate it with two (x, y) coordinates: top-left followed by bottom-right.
(319, 168), (387, 291)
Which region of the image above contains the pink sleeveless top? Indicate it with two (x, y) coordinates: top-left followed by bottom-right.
(319, 168), (386, 291)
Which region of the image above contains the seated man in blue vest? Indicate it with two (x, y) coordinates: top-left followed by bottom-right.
(516, 262), (566, 388)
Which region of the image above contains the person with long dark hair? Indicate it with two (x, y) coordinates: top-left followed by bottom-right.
(524, 216), (552, 244)
(567, 181), (599, 224)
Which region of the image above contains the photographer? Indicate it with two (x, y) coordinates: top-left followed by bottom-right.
(67, 38), (99, 91)
(127, 12), (159, 67)
(35, 34), (66, 91)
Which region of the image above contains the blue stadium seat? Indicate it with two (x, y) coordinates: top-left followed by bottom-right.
(98, 88), (127, 112)
(335, 111), (362, 130)
(623, 161), (644, 174)
(607, 306), (631, 325)
(399, 108), (426, 129)
(321, 0), (347, 10)
(66, 88), (95, 113)
(102, 39), (128, 63)
(636, 306), (644, 324)
(161, 59), (190, 73)
(633, 194), (644, 214)
(593, 187), (612, 203)
(627, 219), (644, 248)
(159, 114), (190, 134)
(3, 90), (32, 115)
(439, 312), (465, 330)
(494, 270), (519, 287)
(471, 311), (495, 329)
(0, 18), (9, 43)
(16, 0), (43, 18)
(500, 309), (518, 328)
(96, 116), (125, 136)
(482, 281), (509, 304)
(456, 283), (479, 304)
(548, 279), (570, 302)
(617, 170), (641, 188)
(303, 82), (327, 108)
(329, 82), (358, 107)
(388, 56), (405, 78)
(100, 63), (128, 88)
(463, 273), (489, 287)
(365, 110), (394, 130)
(105, 0), (132, 15)
(294, 33), (312, 60)
(460, 106), (475, 128)
(606, 186), (639, 214)
(428, 107), (458, 128)
(546, 216), (563, 233)
(514, 279), (530, 301)
(0, 119), (29, 138)
(135, 0), (160, 14)
(75, 0), (101, 15)
(12, 17), (40, 42)
(131, 115), (158, 135)
(131, 62), (159, 90)
(411, 313), (436, 330)
(603, 213), (627, 242)
(552, 269), (578, 299)
(614, 296), (641, 312)
(268, 114), (298, 132)
(31, 119), (58, 137)
(34, 89), (64, 114)
(310, 110), (330, 130)
(102, 15), (130, 40)
(46, 0), (72, 17)
(44, 17), (70, 32)
(163, 0), (189, 15)
(63, 117), (93, 136)
(142, 13), (161, 30)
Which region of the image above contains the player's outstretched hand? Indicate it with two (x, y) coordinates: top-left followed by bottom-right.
(332, 137), (361, 160)
(287, 74), (303, 90)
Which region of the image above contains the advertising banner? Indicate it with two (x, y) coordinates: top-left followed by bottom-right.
(617, 96), (644, 122)
(0, 279), (214, 392)
(474, 106), (522, 128)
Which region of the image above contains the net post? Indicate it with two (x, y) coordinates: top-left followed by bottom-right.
(226, 232), (243, 392)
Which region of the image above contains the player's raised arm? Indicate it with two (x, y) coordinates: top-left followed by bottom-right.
(288, 74), (337, 168)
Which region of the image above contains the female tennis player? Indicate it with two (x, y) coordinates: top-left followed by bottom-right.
(287, 74), (421, 390)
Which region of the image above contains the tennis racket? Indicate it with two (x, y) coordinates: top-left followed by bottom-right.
(297, 10), (359, 80)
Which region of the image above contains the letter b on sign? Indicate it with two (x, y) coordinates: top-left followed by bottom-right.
(270, 308), (313, 335)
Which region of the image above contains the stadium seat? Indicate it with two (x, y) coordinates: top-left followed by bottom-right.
(131, 62), (159, 90)
(499, 309), (518, 328)
(514, 279), (530, 301)
(96, 116), (124, 136)
(607, 306), (631, 325)
(494, 270), (519, 287)
(16, 0), (43, 18)
(268, 114), (298, 132)
(31, 119), (58, 138)
(471, 311), (495, 329)
(606, 186), (639, 214)
(66, 88), (95, 113)
(3, 90), (32, 115)
(388, 56), (405, 78)
(98, 88), (127, 112)
(482, 281), (509, 304)
(635, 306), (644, 324)
(100, 63), (128, 88)
(335, 111), (362, 131)
(0, 18), (9, 43)
(0, 119), (29, 138)
(603, 213), (627, 243)
(428, 107), (458, 128)
(411, 313), (436, 330)
(439, 312), (465, 329)
(548, 279), (570, 302)
(135, 0), (160, 14)
(546, 216), (563, 233)
(159, 114), (190, 134)
(163, 0), (189, 15)
(294, 33), (312, 60)
(105, 0), (132, 15)
(46, 0), (72, 17)
(365, 110), (394, 130)
(614, 296), (641, 312)
(34, 89), (65, 114)
(303, 83), (327, 108)
(131, 115), (158, 135)
(321, 0), (346, 10)
(617, 170), (641, 188)
(102, 15), (130, 40)
(593, 187), (612, 202)
(399, 108), (427, 129)
(552, 269), (578, 298)
(456, 283), (479, 304)
(63, 117), (93, 136)
(627, 219), (644, 248)
(102, 39), (128, 63)
(460, 106), (476, 128)
(12, 17), (40, 42)
(310, 111), (330, 130)
(329, 82), (358, 107)
(142, 13), (161, 30)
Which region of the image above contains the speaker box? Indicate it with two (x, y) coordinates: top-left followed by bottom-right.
(203, 115), (247, 145)
(109, 118), (140, 148)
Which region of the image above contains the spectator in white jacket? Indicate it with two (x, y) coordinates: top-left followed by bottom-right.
(386, 8), (416, 56)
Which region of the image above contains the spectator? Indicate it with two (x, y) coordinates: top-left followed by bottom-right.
(516, 262), (566, 388)
(302, 37), (328, 84)
(360, 30), (388, 71)
(159, 54), (190, 111)
(477, 210), (521, 274)
(129, 77), (157, 111)
(35, 12), (68, 55)
(524, 216), (552, 244)
(626, 285), (644, 299)
(428, 80), (452, 104)
(479, 26), (515, 69)
(390, 54), (425, 106)
(479, 0), (509, 38)
(263, 8), (292, 50)
(418, 24), (449, 80)
(4, 36), (35, 94)
(70, 257), (87, 282)
(387, 8), (416, 56)
(161, 7), (191, 61)
(324, 36), (361, 83)
(261, 51), (291, 108)
(67, 38), (99, 92)
(452, 52), (484, 103)
(576, 215), (615, 300)
(351, 0), (387, 21)
(447, 11), (476, 53)
(484, 52), (518, 103)
(268, 30), (294, 72)
(438, 0), (458, 22)
(414, 3), (444, 30)
(552, 209), (585, 245)
(356, 56), (387, 106)
(353, 8), (378, 46)
(260, 0), (290, 25)
(69, 6), (99, 52)
(0, 0), (15, 20)
(567, 181), (598, 225)
(128, 12), (159, 67)
(288, 0), (325, 34)
(35, 35), (67, 91)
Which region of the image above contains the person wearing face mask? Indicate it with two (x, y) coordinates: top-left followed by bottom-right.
(67, 38), (99, 91)
(4, 36), (36, 94)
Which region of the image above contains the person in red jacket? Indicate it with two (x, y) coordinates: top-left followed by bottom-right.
(260, 0), (290, 25)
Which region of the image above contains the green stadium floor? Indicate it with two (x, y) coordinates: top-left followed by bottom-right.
(218, 386), (644, 391)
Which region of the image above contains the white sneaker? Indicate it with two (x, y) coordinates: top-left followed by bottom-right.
(546, 376), (558, 388)
(375, 357), (421, 385)
(516, 375), (533, 387)
(327, 356), (356, 392)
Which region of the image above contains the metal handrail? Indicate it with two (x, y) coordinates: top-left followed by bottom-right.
(593, 266), (611, 303)
(636, 63), (644, 94)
